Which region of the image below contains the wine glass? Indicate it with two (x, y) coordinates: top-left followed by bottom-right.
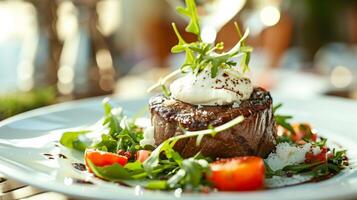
(166, 0), (247, 43)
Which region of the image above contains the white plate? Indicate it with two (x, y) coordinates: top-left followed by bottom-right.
(0, 96), (357, 200)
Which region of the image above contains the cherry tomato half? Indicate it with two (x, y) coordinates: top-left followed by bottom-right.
(207, 156), (265, 191)
(85, 149), (128, 172)
(136, 150), (151, 163)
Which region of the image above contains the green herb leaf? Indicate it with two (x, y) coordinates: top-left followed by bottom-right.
(273, 103), (283, 113)
(167, 0), (252, 79)
(124, 161), (144, 171)
(146, 180), (168, 190)
(176, 0), (200, 36)
(97, 99), (144, 154)
(87, 160), (132, 181)
(273, 103), (296, 135)
(121, 179), (168, 190)
(161, 84), (171, 98)
(210, 65), (218, 78)
(283, 162), (323, 173)
(315, 137), (327, 148)
(94, 134), (117, 152)
(60, 130), (91, 152)
(167, 158), (209, 189)
(171, 23), (187, 53)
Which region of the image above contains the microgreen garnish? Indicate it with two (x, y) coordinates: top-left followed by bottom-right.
(147, 0), (253, 96)
(171, 21), (252, 77)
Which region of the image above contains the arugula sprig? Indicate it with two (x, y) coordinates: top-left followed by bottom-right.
(96, 99), (144, 153)
(60, 99), (144, 155)
(176, 0), (201, 36)
(60, 130), (91, 152)
(273, 103), (296, 135)
(167, 156), (210, 189)
(170, 0), (252, 78)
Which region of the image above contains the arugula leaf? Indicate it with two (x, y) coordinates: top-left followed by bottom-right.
(275, 115), (295, 134)
(264, 161), (284, 178)
(124, 161), (144, 171)
(94, 134), (117, 152)
(283, 162), (323, 173)
(171, 23), (188, 53)
(273, 103), (283, 113)
(167, 158), (209, 189)
(60, 130), (91, 152)
(96, 99), (144, 154)
(145, 180), (168, 190)
(210, 64), (218, 78)
(234, 22), (251, 73)
(273, 103), (296, 135)
(328, 149), (348, 167)
(240, 53), (250, 73)
(121, 179), (168, 190)
(102, 99), (122, 138)
(87, 160), (132, 181)
(176, 0), (201, 36)
(169, 0), (252, 79)
(275, 135), (294, 144)
(314, 137), (327, 148)
(161, 84), (171, 98)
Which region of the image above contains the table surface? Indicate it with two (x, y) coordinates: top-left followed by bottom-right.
(0, 174), (75, 200)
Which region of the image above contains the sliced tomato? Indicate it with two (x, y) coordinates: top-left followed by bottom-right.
(207, 156), (265, 191)
(305, 147), (327, 163)
(85, 149), (128, 172)
(136, 150), (151, 163)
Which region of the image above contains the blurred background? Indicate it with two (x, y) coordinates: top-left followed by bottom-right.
(1, 0), (357, 120)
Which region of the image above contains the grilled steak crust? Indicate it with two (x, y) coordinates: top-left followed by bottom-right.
(149, 87), (276, 158)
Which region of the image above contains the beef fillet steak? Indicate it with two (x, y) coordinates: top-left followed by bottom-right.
(149, 87), (276, 158)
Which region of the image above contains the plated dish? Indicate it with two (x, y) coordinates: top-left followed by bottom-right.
(57, 0), (348, 193)
(0, 96), (357, 200)
(0, 0), (356, 199)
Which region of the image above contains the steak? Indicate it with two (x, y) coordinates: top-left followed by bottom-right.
(149, 87), (276, 159)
